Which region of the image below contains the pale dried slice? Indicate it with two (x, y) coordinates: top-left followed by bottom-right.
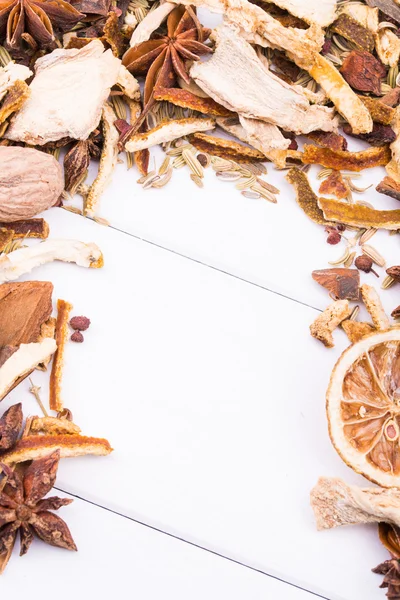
(0, 239), (104, 283)
(360, 283), (390, 330)
(265, 0), (337, 27)
(0, 219), (49, 239)
(318, 197), (400, 230)
(128, 2), (175, 46)
(376, 28), (400, 67)
(217, 117), (290, 158)
(154, 87), (234, 118)
(49, 299), (72, 412)
(286, 168), (328, 225)
(189, 133), (265, 162)
(340, 3), (379, 33)
(84, 104), (119, 218)
(309, 55), (373, 135)
(326, 328), (400, 487)
(0, 339), (57, 401)
(310, 299), (351, 348)
(387, 106), (400, 182)
(0, 434), (112, 465)
(30, 416), (81, 435)
(342, 320), (376, 344)
(190, 26), (338, 135)
(303, 144), (391, 171)
(0, 62), (32, 102)
(5, 41), (121, 145)
(311, 477), (400, 530)
(116, 65), (140, 100)
(169, 0), (324, 69)
(125, 118), (215, 152)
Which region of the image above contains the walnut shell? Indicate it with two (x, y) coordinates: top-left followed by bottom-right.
(0, 146), (63, 222)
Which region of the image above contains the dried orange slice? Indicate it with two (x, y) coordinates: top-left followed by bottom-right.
(327, 329), (400, 487)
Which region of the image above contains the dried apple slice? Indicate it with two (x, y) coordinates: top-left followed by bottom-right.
(327, 329), (400, 487)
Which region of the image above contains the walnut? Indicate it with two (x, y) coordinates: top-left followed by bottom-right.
(0, 146), (63, 222)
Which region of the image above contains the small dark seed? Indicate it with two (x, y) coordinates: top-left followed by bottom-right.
(71, 331), (84, 343)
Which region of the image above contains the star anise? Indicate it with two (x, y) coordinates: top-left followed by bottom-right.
(0, 450), (76, 573)
(122, 5), (212, 122)
(0, 0), (84, 54)
(373, 558), (400, 599)
(0, 404), (22, 451)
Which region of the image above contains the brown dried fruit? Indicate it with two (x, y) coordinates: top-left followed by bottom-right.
(355, 255), (378, 276)
(102, 11), (125, 57)
(319, 171), (350, 200)
(378, 523), (400, 559)
(0, 403), (22, 450)
(306, 130), (348, 152)
(327, 231), (342, 245)
(153, 87), (234, 118)
(342, 123), (396, 146)
(0, 147), (63, 222)
(392, 305), (400, 318)
(319, 197), (400, 230)
(70, 331), (84, 343)
(340, 50), (386, 95)
(302, 144), (391, 172)
(272, 51), (300, 83)
(189, 133), (265, 163)
(0, 219), (49, 239)
(312, 268), (360, 301)
(360, 95), (396, 124)
(49, 299), (73, 413)
(64, 140), (90, 195)
(69, 316), (90, 331)
(376, 176), (400, 201)
(387, 266), (400, 282)
(381, 86), (400, 108)
(331, 13), (375, 52)
(286, 168), (328, 225)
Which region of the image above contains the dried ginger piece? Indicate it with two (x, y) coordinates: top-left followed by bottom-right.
(0, 218), (49, 239)
(360, 283), (390, 330)
(125, 118), (215, 153)
(376, 176), (400, 201)
(319, 171), (350, 200)
(217, 116), (290, 158)
(310, 299), (351, 347)
(189, 132), (265, 162)
(309, 55), (373, 135)
(318, 197), (400, 230)
(128, 2), (175, 46)
(359, 95), (395, 125)
(331, 13), (375, 52)
(49, 299), (73, 412)
(0, 228), (13, 251)
(376, 28), (400, 67)
(153, 87), (234, 118)
(30, 416), (81, 435)
(302, 144), (391, 172)
(84, 103), (119, 218)
(0, 80), (30, 126)
(286, 168), (328, 225)
(1, 434), (113, 465)
(341, 320), (375, 344)
(311, 477), (400, 530)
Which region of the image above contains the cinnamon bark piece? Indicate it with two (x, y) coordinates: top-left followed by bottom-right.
(0, 228), (13, 252)
(312, 269), (360, 301)
(302, 144), (391, 171)
(341, 320), (375, 343)
(360, 283), (390, 330)
(306, 131), (348, 152)
(0, 218), (49, 239)
(376, 176), (400, 201)
(190, 25), (338, 135)
(310, 300), (351, 347)
(153, 87), (234, 118)
(49, 299), (73, 412)
(189, 133), (265, 162)
(318, 197), (400, 230)
(0, 281), (53, 348)
(319, 171), (350, 200)
(359, 96), (395, 125)
(0, 434), (113, 465)
(311, 476), (400, 530)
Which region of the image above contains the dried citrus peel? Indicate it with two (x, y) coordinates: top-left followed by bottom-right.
(30, 416), (81, 435)
(189, 132), (265, 162)
(153, 87), (234, 117)
(359, 95), (395, 126)
(286, 168), (329, 225)
(49, 299), (72, 412)
(0, 218), (49, 239)
(318, 197), (400, 230)
(302, 144), (391, 172)
(0, 80), (30, 126)
(319, 171), (350, 200)
(341, 320), (375, 344)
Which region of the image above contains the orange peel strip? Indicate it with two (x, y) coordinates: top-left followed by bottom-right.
(318, 196), (400, 230)
(0, 218), (49, 239)
(0, 434), (113, 465)
(359, 96), (395, 126)
(302, 144), (391, 171)
(0, 227), (13, 252)
(49, 299), (73, 412)
(153, 86), (234, 117)
(341, 320), (375, 344)
(286, 167), (328, 225)
(306, 130), (348, 152)
(319, 171), (350, 200)
(189, 133), (265, 162)
(0, 80), (30, 126)
(29, 416), (81, 435)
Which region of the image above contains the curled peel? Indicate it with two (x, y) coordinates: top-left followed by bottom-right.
(302, 144), (391, 172)
(49, 299), (73, 413)
(286, 168), (328, 225)
(189, 132), (265, 162)
(153, 87), (234, 117)
(318, 197), (400, 230)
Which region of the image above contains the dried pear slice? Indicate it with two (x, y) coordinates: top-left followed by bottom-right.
(318, 197), (400, 230)
(327, 329), (400, 487)
(302, 144), (391, 171)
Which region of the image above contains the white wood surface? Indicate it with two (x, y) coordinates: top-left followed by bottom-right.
(1, 208), (390, 600)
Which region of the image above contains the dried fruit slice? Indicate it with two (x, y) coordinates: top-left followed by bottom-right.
(327, 329), (400, 487)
